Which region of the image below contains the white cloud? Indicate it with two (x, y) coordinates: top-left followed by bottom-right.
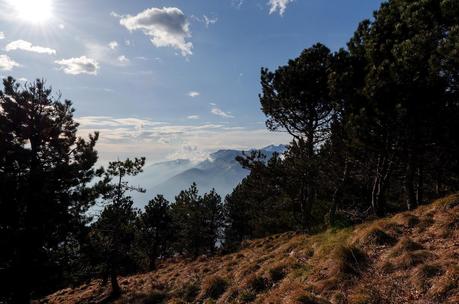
(125, 40), (131, 46)
(0, 32), (5, 39)
(117, 55), (130, 64)
(0, 55), (20, 70)
(110, 11), (122, 18)
(76, 116), (291, 163)
(203, 15), (218, 27)
(231, 0), (244, 9)
(5, 40), (56, 55)
(58, 24), (65, 30)
(85, 41), (130, 67)
(188, 91), (200, 98)
(211, 107), (234, 118)
(55, 56), (99, 75)
(119, 7), (193, 56)
(187, 115), (200, 120)
(192, 15), (218, 28)
(268, 0), (293, 16)
(108, 41), (118, 49)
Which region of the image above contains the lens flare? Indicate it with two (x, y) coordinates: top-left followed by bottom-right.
(9, 0), (53, 24)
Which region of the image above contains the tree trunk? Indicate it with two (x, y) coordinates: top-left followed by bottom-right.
(110, 272), (121, 297)
(371, 153), (393, 217)
(405, 154), (417, 210)
(330, 159), (349, 226)
(416, 165), (424, 206)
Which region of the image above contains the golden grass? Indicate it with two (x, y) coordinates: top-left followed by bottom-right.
(43, 194), (459, 304)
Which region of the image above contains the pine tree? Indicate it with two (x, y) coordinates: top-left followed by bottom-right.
(90, 157), (145, 297)
(0, 78), (100, 302)
(137, 195), (174, 270)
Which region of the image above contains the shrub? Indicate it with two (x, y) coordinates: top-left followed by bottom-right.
(358, 226), (396, 246)
(142, 290), (167, 304)
(348, 287), (380, 304)
(245, 274), (268, 292)
(334, 245), (367, 276)
(239, 289), (257, 302)
(389, 238), (424, 257)
(177, 281), (200, 302)
(292, 291), (329, 304)
(269, 264), (287, 282)
(201, 275), (228, 300)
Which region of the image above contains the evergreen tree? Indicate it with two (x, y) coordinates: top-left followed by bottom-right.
(137, 195), (174, 270)
(260, 44), (334, 227)
(90, 157), (145, 297)
(171, 184), (223, 257)
(0, 78), (100, 302)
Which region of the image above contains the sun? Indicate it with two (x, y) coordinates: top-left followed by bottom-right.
(8, 0), (53, 24)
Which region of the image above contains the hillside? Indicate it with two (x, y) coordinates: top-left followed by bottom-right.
(129, 145), (287, 204)
(43, 194), (459, 304)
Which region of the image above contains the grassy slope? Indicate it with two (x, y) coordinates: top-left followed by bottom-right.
(43, 195), (459, 304)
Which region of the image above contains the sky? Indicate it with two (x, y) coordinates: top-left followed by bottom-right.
(0, 0), (384, 164)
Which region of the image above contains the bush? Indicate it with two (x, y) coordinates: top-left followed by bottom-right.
(389, 238), (424, 257)
(334, 245), (367, 276)
(239, 289), (257, 302)
(359, 226), (396, 246)
(142, 290), (167, 304)
(177, 281), (200, 302)
(293, 291), (329, 304)
(245, 274), (268, 292)
(202, 276), (228, 300)
(269, 265), (286, 282)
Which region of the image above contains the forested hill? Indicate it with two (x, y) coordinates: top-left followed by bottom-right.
(43, 194), (459, 303)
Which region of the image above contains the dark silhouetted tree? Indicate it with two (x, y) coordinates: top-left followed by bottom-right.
(137, 195), (174, 270)
(171, 184), (223, 257)
(0, 77), (100, 303)
(90, 157), (145, 297)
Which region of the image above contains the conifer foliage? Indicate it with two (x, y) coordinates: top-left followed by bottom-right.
(0, 0), (458, 301)
(0, 78), (100, 302)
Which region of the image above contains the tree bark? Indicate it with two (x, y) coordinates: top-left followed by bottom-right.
(405, 153), (417, 210)
(110, 272), (121, 297)
(330, 159), (349, 226)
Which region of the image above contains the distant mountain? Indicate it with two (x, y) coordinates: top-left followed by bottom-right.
(130, 145), (287, 206)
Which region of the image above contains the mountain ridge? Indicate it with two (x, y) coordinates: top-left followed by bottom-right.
(131, 145), (287, 205)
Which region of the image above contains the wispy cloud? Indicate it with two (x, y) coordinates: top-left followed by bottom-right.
(76, 116), (290, 163)
(187, 115), (200, 120)
(192, 15), (218, 28)
(117, 55), (130, 64)
(0, 55), (20, 71)
(6, 40), (56, 55)
(108, 41), (118, 50)
(231, 0), (244, 9)
(268, 0), (293, 16)
(55, 56), (99, 75)
(211, 106), (234, 118)
(0, 32), (5, 40)
(119, 7), (193, 56)
(188, 91), (200, 98)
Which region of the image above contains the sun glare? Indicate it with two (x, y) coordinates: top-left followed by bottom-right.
(9, 0), (53, 24)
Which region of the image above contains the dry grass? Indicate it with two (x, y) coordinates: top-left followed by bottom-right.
(42, 194), (459, 304)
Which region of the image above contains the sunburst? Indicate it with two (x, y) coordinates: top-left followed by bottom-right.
(8, 0), (53, 24)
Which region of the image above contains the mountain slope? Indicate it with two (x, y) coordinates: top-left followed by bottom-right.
(44, 194), (459, 303)
(133, 145), (287, 204)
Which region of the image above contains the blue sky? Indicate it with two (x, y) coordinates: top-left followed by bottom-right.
(0, 0), (383, 164)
